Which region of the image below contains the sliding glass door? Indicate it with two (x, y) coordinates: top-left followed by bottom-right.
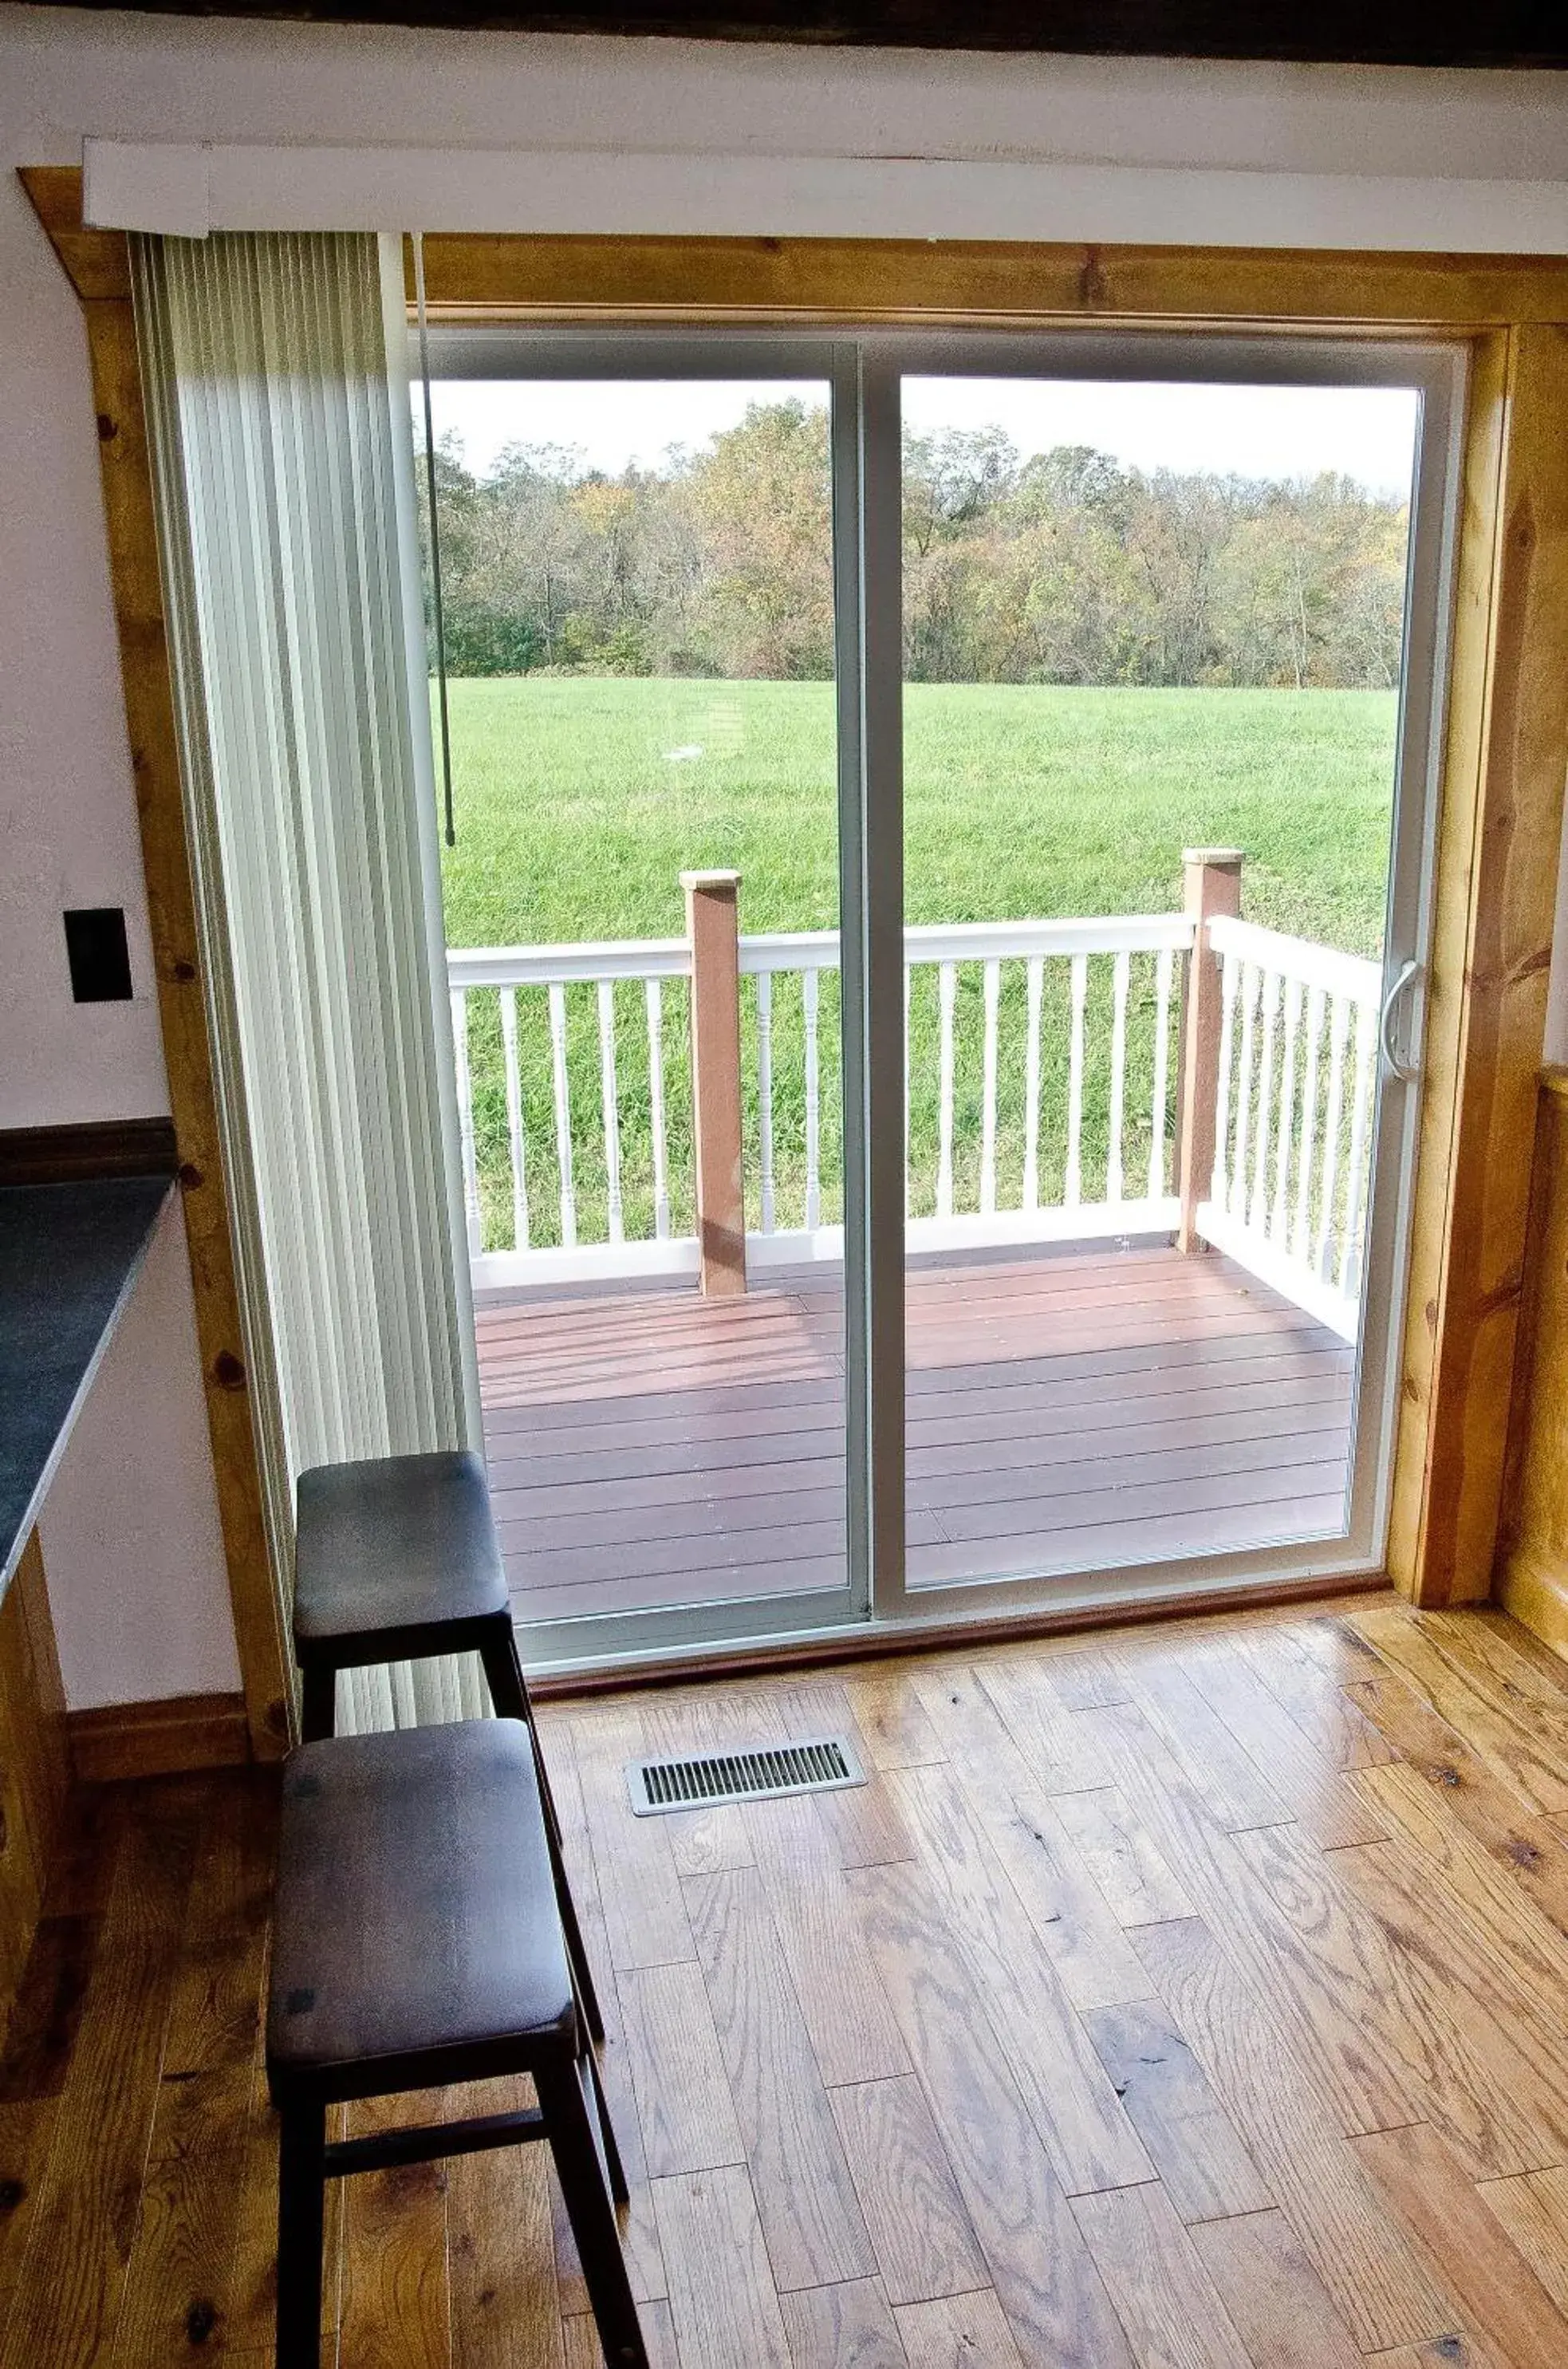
(419, 325), (1461, 1671)
(421, 337), (871, 1662)
(886, 343), (1456, 1621)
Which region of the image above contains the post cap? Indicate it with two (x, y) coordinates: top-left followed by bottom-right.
(1181, 848), (1246, 870)
(680, 869), (743, 892)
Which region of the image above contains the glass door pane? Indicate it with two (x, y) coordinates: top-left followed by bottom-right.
(897, 365), (1426, 1594)
(420, 358), (856, 1654)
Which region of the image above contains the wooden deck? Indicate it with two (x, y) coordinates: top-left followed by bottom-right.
(477, 1243), (1354, 1628)
(19, 1598), (1568, 2367)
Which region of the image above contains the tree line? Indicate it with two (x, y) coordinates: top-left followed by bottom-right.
(424, 399), (1408, 690)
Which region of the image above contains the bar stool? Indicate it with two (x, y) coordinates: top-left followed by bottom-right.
(293, 1449), (603, 2041)
(267, 1720), (647, 2369)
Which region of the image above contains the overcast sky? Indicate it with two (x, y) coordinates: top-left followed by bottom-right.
(429, 375), (1420, 499)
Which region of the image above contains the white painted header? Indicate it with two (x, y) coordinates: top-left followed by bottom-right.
(82, 134), (1568, 252)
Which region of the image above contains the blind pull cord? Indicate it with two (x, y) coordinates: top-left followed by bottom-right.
(412, 230), (456, 849)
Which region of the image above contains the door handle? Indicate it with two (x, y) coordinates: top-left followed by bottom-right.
(1379, 957), (1423, 1083)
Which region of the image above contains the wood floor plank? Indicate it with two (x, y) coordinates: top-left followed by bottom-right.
(1049, 1788), (1195, 1929)
(337, 2091), (452, 2369)
(650, 2166), (793, 2369)
(109, 2060), (253, 2366)
(1176, 1641), (1389, 1847)
(573, 1706), (695, 1973)
(849, 1855), (1136, 2369)
(1352, 2121), (1568, 2368)
(158, 1769), (274, 2079)
(743, 1794), (911, 2088)
(550, 1892), (667, 2311)
(1081, 2000), (1272, 2225)
(1348, 1607), (1568, 1815)
(617, 1961), (747, 2178)
(841, 1669), (947, 1772)
(1324, 1839), (1568, 2177)
(1042, 1650), (1132, 1712)
(0, 1787), (199, 2369)
(1475, 2166), (1568, 2321)
(1069, 2182), (1254, 2369)
(1185, 2208), (1364, 2369)
(829, 2076), (989, 2307)
(1133, 1916), (1451, 2351)
(1349, 1760), (1568, 2024)
(1110, 1652), (1294, 1832)
(888, 1764), (1153, 2196)
(894, 2289), (1024, 2367)
(447, 2076), (563, 2369)
(563, 2299), (679, 2369)
(684, 1864), (875, 2293)
(1235, 1626), (1397, 1770)
(1085, 1704), (1425, 2141)
(778, 2276), (908, 2368)
(910, 1669), (1151, 2010)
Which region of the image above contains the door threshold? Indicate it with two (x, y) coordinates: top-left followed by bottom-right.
(526, 1567), (1397, 1701)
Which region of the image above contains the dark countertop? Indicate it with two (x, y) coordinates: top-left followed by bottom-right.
(0, 1176), (173, 1593)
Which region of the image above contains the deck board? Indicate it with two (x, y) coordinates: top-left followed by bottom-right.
(477, 1244), (1354, 1626)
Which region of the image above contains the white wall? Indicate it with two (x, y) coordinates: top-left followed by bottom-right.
(37, 1193), (242, 1708)
(7, 10), (1568, 1702)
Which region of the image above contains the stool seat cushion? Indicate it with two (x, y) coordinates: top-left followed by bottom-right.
(267, 1721), (573, 2099)
(294, 1450), (508, 1645)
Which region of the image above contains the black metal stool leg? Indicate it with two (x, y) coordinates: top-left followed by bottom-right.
(536, 2057), (648, 2369)
(481, 1628), (606, 2047)
(275, 2100), (327, 2369)
(299, 1664), (336, 1745)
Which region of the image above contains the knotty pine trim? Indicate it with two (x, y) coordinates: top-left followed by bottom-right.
(66, 1690), (251, 1785)
(20, 167), (291, 1756)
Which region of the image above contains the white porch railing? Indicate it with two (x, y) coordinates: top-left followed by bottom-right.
(1193, 915), (1381, 1342)
(446, 859), (1384, 1342)
(448, 910), (1195, 1292)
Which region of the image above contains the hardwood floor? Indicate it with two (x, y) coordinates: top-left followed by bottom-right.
(477, 1244), (1353, 1624)
(13, 1595), (1568, 2363)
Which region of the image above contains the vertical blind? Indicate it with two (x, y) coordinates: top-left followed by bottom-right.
(135, 230), (487, 1732)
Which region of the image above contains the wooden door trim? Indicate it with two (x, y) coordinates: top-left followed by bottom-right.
(20, 164), (290, 1757)
(23, 170), (1568, 1614)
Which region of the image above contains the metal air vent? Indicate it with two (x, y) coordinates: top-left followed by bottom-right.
(627, 1735), (865, 1815)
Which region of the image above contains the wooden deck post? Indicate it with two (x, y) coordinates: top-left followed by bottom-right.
(1176, 848), (1244, 1254)
(682, 869), (747, 1297)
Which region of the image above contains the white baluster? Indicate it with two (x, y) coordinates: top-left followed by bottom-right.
(979, 958), (1000, 1216)
(803, 966), (821, 1232)
(1148, 944), (1173, 1201)
(1341, 999), (1378, 1297)
(597, 980), (623, 1245)
(499, 986), (530, 1252)
(1023, 955), (1043, 1212)
(1314, 994), (1349, 1282)
(449, 988), (483, 1257)
(903, 965), (912, 1219)
(1294, 984), (1326, 1262)
(937, 961), (957, 1219)
(1065, 953), (1088, 1208)
(1249, 968), (1280, 1232)
(548, 980), (577, 1250)
(1107, 948), (1130, 1204)
(756, 970), (776, 1236)
(1231, 963), (1260, 1224)
(1211, 951), (1238, 1216)
(1271, 977), (1300, 1244)
(645, 977), (670, 1241)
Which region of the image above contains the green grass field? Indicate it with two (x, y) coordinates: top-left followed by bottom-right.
(437, 679), (1398, 1250)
